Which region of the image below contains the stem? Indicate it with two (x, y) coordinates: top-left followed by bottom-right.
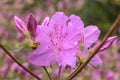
(58, 66), (62, 80)
(65, 14), (120, 80)
(43, 66), (52, 80)
(0, 44), (41, 80)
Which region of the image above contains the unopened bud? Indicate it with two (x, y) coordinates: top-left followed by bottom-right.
(14, 16), (28, 35)
(27, 14), (37, 37)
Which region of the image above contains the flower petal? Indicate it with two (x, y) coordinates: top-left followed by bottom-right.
(63, 15), (84, 49)
(41, 17), (50, 26)
(49, 12), (68, 34)
(29, 46), (55, 66)
(69, 14), (84, 30)
(63, 32), (83, 49)
(49, 12), (68, 27)
(89, 54), (102, 66)
(84, 25), (100, 48)
(56, 49), (77, 68)
(63, 22), (83, 49)
(35, 26), (52, 44)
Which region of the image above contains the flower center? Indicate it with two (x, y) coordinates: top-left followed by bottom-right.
(49, 24), (67, 52)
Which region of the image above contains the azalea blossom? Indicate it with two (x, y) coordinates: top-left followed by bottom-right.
(29, 12), (101, 68)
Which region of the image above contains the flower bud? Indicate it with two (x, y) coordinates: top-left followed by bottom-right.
(93, 36), (117, 52)
(27, 14), (37, 37)
(14, 16), (28, 35)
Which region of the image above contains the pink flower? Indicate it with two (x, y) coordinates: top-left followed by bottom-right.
(29, 12), (101, 68)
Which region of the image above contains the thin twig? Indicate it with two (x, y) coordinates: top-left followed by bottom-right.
(0, 44), (41, 80)
(65, 14), (120, 80)
(43, 66), (52, 80)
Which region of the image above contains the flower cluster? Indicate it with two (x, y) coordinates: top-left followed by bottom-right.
(14, 12), (116, 68)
